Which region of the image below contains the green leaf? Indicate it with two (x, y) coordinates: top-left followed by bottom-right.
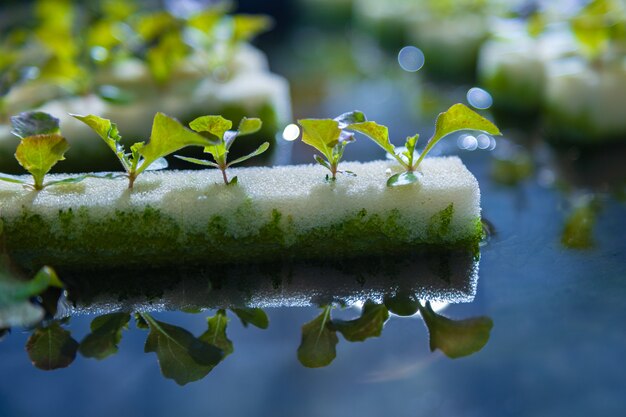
(415, 104), (501, 167)
(15, 134), (69, 189)
(419, 302), (493, 359)
(10, 111), (60, 138)
(404, 134), (419, 163)
(231, 15), (273, 43)
(0, 266), (62, 305)
(227, 142), (269, 167)
(0, 175), (26, 185)
(387, 171), (420, 187)
(139, 113), (215, 174)
(236, 117), (262, 137)
(298, 119), (342, 161)
(26, 322), (78, 370)
(189, 115), (232, 141)
(135, 313), (149, 329)
(146, 31), (188, 84)
(142, 313), (223, 385)
(199, 310), (233, 357)
(0, 266), (62, 328)
(561, 197), (600, 249)
(347, 121), (396, 156)
(231, 308), (269, 329)
(330, 300), (389, 342)
(97, 85), (134, 105)
(313, 154), (331, 170)
(174, 155), (219, 168)
(527, 11), (546, 38)
(71, 114), (128, 169)
(384, 291), (420, 316)
(570, 0), (615, 59)
(79, 312), (130, 360)
(334, 110), (366, 128)
(297, 306), (338, 368)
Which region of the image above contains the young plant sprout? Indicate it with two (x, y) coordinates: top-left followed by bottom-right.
(346, 103), (501, 186)
(175, 115), (269, 185)
(298, 110), (365, 181)
(72, 112), (215, 188)
(0, 112), (89, 190)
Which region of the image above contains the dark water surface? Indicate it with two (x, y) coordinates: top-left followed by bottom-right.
(2, 18), (626, 417)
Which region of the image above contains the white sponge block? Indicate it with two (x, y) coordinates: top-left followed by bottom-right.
(0, 157), (481, 269)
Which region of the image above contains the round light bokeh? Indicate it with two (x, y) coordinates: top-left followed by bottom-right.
(282, 124), (300, 141)
(398, 46), (425, 72)
(466, 87), (493, 110)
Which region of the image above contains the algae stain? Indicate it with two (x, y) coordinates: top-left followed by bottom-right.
(427, 203), (454, 242)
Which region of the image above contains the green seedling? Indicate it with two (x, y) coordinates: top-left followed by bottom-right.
(298, 110), (365, 181)
(175, 115), (269, 185)
(346, 103), (501, 186)
(72, 112), (215, 188)
(0, 112), (93, 190)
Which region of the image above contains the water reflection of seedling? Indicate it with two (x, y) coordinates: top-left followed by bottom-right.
(298, 300), (389, 368)
(19, 306), (271, 385)
(175, 115), (269, 185)
(298, 296), (493, 367)
(418, 301), (493, 359)
(298, 111), (365, 181)
(26, 321), (79, 370)
(0, 112), (94, 190)
(345, 103), (501, 186)
(561, 195), (602, 249)
(0, 261), (62, 328)
(73, 112), (214, 188)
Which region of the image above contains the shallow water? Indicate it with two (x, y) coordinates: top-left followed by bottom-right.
(2, 13), (626, 417)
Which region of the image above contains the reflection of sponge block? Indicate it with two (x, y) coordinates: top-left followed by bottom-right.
(0, 157), (482, 270)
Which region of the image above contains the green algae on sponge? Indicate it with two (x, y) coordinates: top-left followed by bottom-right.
(0, 158), (482, 270)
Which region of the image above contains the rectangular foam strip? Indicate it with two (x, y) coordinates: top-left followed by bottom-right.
(0, 157), (482, 270)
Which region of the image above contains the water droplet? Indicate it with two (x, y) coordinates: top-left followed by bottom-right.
(467, 87), (493, 109)
(282, 124), (300, 141)
(398, 46), (425, 72)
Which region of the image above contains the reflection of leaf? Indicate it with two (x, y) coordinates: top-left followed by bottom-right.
(199, 310), (233, 357)
(26, 322), (78, 370)
(297, 306), (338, 368)
(330, 300), (389, 342)
(0, 266), (62, 328)
(384, 291), (420, 316)
(142, 313), (222, 385)
(79, 312), (130, 360)
(231, 308), (269, 329)
(561, 197), (600, 249)
(135, 313), (149, 329)
(419, 302), (493, 359)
